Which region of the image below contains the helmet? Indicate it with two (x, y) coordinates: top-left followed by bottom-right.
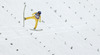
(38, 11), (41, 14)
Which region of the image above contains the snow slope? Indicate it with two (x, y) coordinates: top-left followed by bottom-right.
(0, 0), (100, 55)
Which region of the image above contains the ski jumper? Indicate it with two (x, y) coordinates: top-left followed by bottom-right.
(25, 12), (41, 29)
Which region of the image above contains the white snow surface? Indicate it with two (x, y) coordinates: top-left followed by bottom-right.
(0, 0), (100, 55)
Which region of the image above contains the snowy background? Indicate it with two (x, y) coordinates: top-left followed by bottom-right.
(0, 0), (100, 55)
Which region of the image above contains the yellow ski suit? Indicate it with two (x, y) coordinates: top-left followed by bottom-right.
(25, 12), (41, 29)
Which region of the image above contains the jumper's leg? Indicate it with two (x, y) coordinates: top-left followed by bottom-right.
(34, 19), (38, 29)
(25, 17), (33, 20)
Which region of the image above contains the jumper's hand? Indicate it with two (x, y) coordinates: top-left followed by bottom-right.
(39, 20), (41, 22)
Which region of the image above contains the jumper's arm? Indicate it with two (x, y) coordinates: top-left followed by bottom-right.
(39, 16), (41, 22)
(32, 12), (37, 16)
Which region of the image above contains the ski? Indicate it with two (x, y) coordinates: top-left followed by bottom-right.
(23, 4), (26, 27)
(30, 29), (43, 31)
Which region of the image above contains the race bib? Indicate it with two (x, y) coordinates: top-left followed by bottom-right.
(35, 14), (40, 19)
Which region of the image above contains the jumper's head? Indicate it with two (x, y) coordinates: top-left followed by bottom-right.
(38, 11), (41, 15)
